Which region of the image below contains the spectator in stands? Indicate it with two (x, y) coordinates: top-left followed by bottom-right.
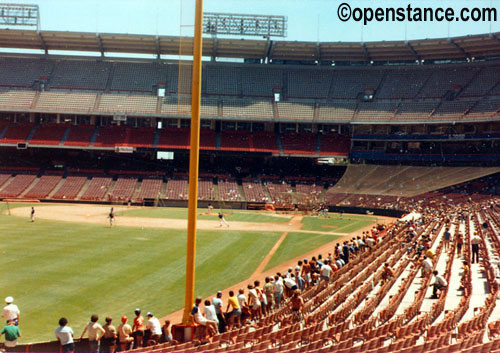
(116, 316), (133, 351)
(80, 314), (105, 353)
(290, 290), (304, 323)
(132, 309), (145, 348)
(161, 320), (173, 344)
(254, 281), (268, 316)
(381, 262), (395, 285)
(247, 284), (261, 321)
(456, 232), (464, 256)
(100, 317), (117, 353)
(225, 291), (241, 329)
(430, 270), (448, 299)
(471, 231), (481, 264)
(443, 227), (451, 251)
(273, 275), (284, 308)
(203, 300), (219, 333)
(55, 317), (75, 353)
(0, 319), (21, 351)
(211, 291), (226, 334)
(146, 312), (162, 345)
(263, 277), (274, 310)
(421, 256), (433, 277)
(320, 259), (333, 286)
(237, 288), (250, 324)
(1, 297), (19, 326)
(283, 274), (298, 298)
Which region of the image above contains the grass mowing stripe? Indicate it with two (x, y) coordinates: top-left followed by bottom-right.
(264, 232), (340, 271)
(0, 213), (282, 342)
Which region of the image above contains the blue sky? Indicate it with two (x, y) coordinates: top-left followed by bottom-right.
(2, 0), (499, 42)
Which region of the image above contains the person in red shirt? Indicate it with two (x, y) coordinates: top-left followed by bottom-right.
(132, 309), (146, 348)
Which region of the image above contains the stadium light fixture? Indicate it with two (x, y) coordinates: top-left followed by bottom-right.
(0, 3), (40, 30)
(203, 12), (287, 38)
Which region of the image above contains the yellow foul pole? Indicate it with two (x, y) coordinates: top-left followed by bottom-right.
(182, 0), (203, 325)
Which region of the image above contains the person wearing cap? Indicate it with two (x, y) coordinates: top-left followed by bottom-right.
(146, 312), (162, 345)
(211, 291), (226, 333)
(1, 297), (19, 326)
(55, 317), (74, 353)
(0, 319), (21, 351)
(80, 314), (105, 353)
(116, 316), (133, 351)
(471, 231), (481, 264)
(132, 309), (145, 348)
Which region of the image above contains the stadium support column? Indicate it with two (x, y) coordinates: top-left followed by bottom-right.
(182, 0), (203, 325)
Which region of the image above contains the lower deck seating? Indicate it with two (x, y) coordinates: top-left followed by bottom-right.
(0, 174), (36, 197)
(80, 177), (112, 201)
(51, 176), (87, 200)
(24, 175), (62, 199)
(136, 179), (163, 201)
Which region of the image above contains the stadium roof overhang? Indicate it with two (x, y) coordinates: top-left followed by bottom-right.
(0, 29), (499, 62)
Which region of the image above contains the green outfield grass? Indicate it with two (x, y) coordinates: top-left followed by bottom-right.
(300, 214), (376, 233)
(0, 212), (281, 343)
(116, 207), (292, 223)
(1, 203), (376, 343)
(264, 232), (340, 271)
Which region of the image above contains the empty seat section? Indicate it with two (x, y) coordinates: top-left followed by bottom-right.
(0, 123), (34, 144)
(320, 133), (350, 155)
(281, 132), (316, 154)
(417, 67), (479, 98)
(98, 94), (157, 114)
(0, 57), (52, 87)
(110, 62), (161, 92)
(64, 125), (95, 147)
(218, 180), (242, 201)
(377, 69), (431, 99)
(50, 60), (109, 90)
(80, 177), (112, 201)
(51, 176), (87, 200)
(205, 66), (239, 95)
(0, 174), (10, 188)
(251, 131), (278, 153)
(277, 100), (314, 119)
(29, 124), (70, 145)
(24, 175), (62, 199)
(201, 96), (219, 116)
(466, 96), (500, 118)
(287, 70), (332, 98)
(165, 179), (188, 200)
(432, 99), (476, 120)
(0, 90), (36, 110)
(109, 178), (137, 201)
(200, 129), (216, 150)
(330, 69), (384, 98)
(356, 101), (399, 121)
(242, 181), (268, 202)
(198, 179), (215, 200)
(157, 128), (190, 149)
(0, 174), (36, 198)
(136, 179), (163, 201)
(220, 130), (251, 151)
(222, 98), (274, 119)
(318, 101), (356, 121)
(128, 127), (155, 148)
(241, 67), (281, 97)
(394, 100), (440, 121)
(36, 92), (96, 112)
(93, 126), (127, 147)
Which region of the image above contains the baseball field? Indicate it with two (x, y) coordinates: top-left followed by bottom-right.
(0, 202), (380, 342)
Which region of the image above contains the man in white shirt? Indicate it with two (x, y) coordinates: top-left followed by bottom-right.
(320, 260), (332, 283)
(55, 317), (74, 353)
(471, 232), (481, 264)
(1, 297), (20, 326)
(80, 314), (105, 353)
(421, 256), (433, 277)
(146, 312), (162, 343)
(203, 300), (219, 327)
(212, 291), (226, 333)
(273, 275), (284, 308)
(430, 270), (448, 299)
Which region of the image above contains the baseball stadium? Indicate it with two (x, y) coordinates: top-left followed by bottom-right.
(0, 1), (500, 352)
